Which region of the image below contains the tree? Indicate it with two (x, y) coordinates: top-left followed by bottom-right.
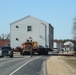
(0, 33), (10, 40)
(6, 33), (10, 40)
(72, 16), (76, 40)
(0, 34), (4, 40)
(72, 17), (76, 55)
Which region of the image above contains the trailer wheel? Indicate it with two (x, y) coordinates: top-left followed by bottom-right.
(45, 51), (48, 55)
(38, 52), (42, 55)
(22, 52), (25, 56)
(32, 52), (35, 55)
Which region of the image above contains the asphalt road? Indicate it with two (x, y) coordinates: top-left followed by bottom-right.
(0, 53), (49, 75)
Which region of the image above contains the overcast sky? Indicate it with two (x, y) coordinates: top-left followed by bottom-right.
(0, 0), (76, 39)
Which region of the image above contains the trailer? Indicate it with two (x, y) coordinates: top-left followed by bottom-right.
(21, 41), (49, 55)
(10, 16), (54, 53)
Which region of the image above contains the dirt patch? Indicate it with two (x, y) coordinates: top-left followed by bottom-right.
(47, 56), (76, 75)
(64, 56), (76, 70)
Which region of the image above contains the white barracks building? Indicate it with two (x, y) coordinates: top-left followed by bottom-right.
(10, 15), (54, 50)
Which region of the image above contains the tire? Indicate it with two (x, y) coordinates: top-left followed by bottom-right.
(2, 56), (4, 58)
(10, 54), (13, 58)
(38, 52), (42, 55)
(22, 52), (25, 55)
(45, 51), (48, 55)
(32, 52), (35, 55)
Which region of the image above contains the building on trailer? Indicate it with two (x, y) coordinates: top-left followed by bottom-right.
(10, 15), (54, 50)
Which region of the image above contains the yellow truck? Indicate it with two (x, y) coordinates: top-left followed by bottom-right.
(21, 41), (48, 55)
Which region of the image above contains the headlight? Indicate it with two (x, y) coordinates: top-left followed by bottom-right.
(0, 50), (2, 54)
(9, 51), (11, 53)
(0, 50), (2, 53)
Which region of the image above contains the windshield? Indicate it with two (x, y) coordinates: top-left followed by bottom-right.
(25, 46), (31, 51)
(1, 47), (11, 50)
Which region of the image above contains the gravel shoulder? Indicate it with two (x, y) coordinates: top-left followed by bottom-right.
(47, 55), (76, 75)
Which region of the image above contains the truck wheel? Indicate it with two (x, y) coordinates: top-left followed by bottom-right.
(2, 56), (4, 58)
(45, 51), (48, 55)
(10, 54), (13, 58)
(38, 52), (42, 55)
(32, 52), (35, 55)
(22, 52), (25, 56)
(44, 51), (48, 55)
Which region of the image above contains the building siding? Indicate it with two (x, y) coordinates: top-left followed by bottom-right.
(10, 16), (54, 49)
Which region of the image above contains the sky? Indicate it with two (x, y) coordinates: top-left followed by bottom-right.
(0, 0), (76, 39)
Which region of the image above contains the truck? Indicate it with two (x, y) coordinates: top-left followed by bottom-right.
(21, 42), (33, 55)
(21, 41), (49, 55)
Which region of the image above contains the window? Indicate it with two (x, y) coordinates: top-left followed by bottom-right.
(16, 38), (19, 41)
(27, 40), (29, 42)
(26, 40), (32, 42)
(16, 26), (19, 28)
(31, 40), (32, 42)
(27, 26), (32, 32)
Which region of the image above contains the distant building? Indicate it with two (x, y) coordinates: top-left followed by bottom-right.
(0, 40), (10, 47)
(10, 15), (54, 49)
(54, 40), (74, 51)
(53, 40), (62, 51)
(64, 41), (74, 51)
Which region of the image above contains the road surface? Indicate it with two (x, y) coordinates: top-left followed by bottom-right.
(0, 53), (49, 75)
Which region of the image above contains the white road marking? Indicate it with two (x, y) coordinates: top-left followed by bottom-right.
(9, 56), (41, 75)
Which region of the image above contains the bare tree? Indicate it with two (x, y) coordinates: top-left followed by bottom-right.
(0, 35), (1, 40)
(72, 16), (76, 40)
(2, 33), (5, 40)
(72, 17), (76, 54)
(6, 33), (10, 40)
(0, 33), (10, 40)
